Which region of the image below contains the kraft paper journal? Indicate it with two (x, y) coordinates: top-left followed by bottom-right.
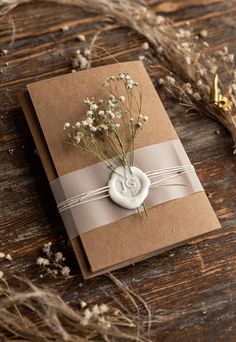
(20, 61), (221, 279)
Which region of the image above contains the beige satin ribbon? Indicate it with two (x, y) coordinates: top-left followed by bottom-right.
(50, 139), (203, 239)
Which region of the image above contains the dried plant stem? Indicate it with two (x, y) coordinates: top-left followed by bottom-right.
(0, 275), (152, 341)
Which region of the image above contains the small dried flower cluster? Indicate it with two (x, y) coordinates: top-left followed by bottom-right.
(36, 242), (71, 278)
(0, 252), (12, 281)
(71, 47), (91, 71)
(79, 301), (110, 327)
(77, 300), (137, 333)
(153, 22), (236, 151)
(0, 48), (8, 56)
(0, 274), (149, 341)
(64, 72), (149, 170)
(0, 252), (12, 261)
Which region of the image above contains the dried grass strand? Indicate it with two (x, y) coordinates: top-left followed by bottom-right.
(0, 276), (152, 341)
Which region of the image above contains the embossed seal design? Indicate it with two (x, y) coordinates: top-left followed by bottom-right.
(108, 166), (150, 209)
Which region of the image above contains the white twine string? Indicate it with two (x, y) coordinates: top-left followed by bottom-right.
(57, 164), (195, 213)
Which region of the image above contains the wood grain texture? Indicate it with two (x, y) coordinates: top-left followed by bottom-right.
(0, 0), (236, 341)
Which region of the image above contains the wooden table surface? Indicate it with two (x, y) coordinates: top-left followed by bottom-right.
(0, 0), (236, 341)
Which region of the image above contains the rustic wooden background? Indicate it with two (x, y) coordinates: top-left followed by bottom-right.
(0, 0), (236, 341)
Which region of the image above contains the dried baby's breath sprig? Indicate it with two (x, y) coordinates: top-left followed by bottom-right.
(64, 72), (148, 171)
(0, 252), (12, 261)
(71, 48), (91, 71)
(36, 242), (71, 279)
(0, 276), (151, 341)
(0, 252), (12, 284)
(156, 35), (236, 152)
(64, 72), (149, 213)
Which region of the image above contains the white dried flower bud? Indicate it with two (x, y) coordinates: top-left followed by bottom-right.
(76, 34), (86, 42)
(63, 122), (70, 130)
(139, 55), (145, 61)
(223, 46), (228, 54)
(0, 252), (5, 258)
(203, 41), (209, 48)
(80, 301), (87, 308)
(1, 49), (8, 56)
(92, 304), (100, 316)
(156, 15), (165, 25)
(75, 132), (83, 144)
(166, 76), (175, 85)
(98, 110), (105, 116)
(61, 266), (70, 277)
(119, 73), (125, 79)
(142, 42), (149, 50)
(55, 252), (63, 263)
(115, 123), (120, 128)
(82, 120), (88, 126)
(78, 55), (89, 69)
(108, 101), (116, 108)
(42, 242), (52, 256)
(228, 54), (234, 63)
(109, 94), (115, 101)
(75, 122), (81, 128)
(137, 122), (142, 128)
(199, 68), (206, 76)
(199, 30), (208, 38)
(86, 110), (93, 117)
(5, 254), (12, 261)
(193, 92), (201, 101)
(61, 25), (69, 32)
(143, 116), (149, 122)
(84, 308), (93, 320)
(86, 117), (93, 125)
(90, 126), (97, 132)
(158, 78), (165, 85)
(118, 96), (125, 102)
(36, 257), (49, 266)
(99, 303), (109, 313)
(90, 104), (98, 111)
(84, 48), (90, 57)
(124, 73), (131, 80)
(185, 56), (191, 65)
(176, 28), (191, 38)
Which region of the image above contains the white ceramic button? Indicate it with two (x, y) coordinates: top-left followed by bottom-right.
(108, 166), (150, 209)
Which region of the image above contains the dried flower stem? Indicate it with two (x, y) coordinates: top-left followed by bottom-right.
(0, 275), (151, 341)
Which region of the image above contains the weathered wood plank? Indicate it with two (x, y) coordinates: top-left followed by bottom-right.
(0, 0), (236, 341)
